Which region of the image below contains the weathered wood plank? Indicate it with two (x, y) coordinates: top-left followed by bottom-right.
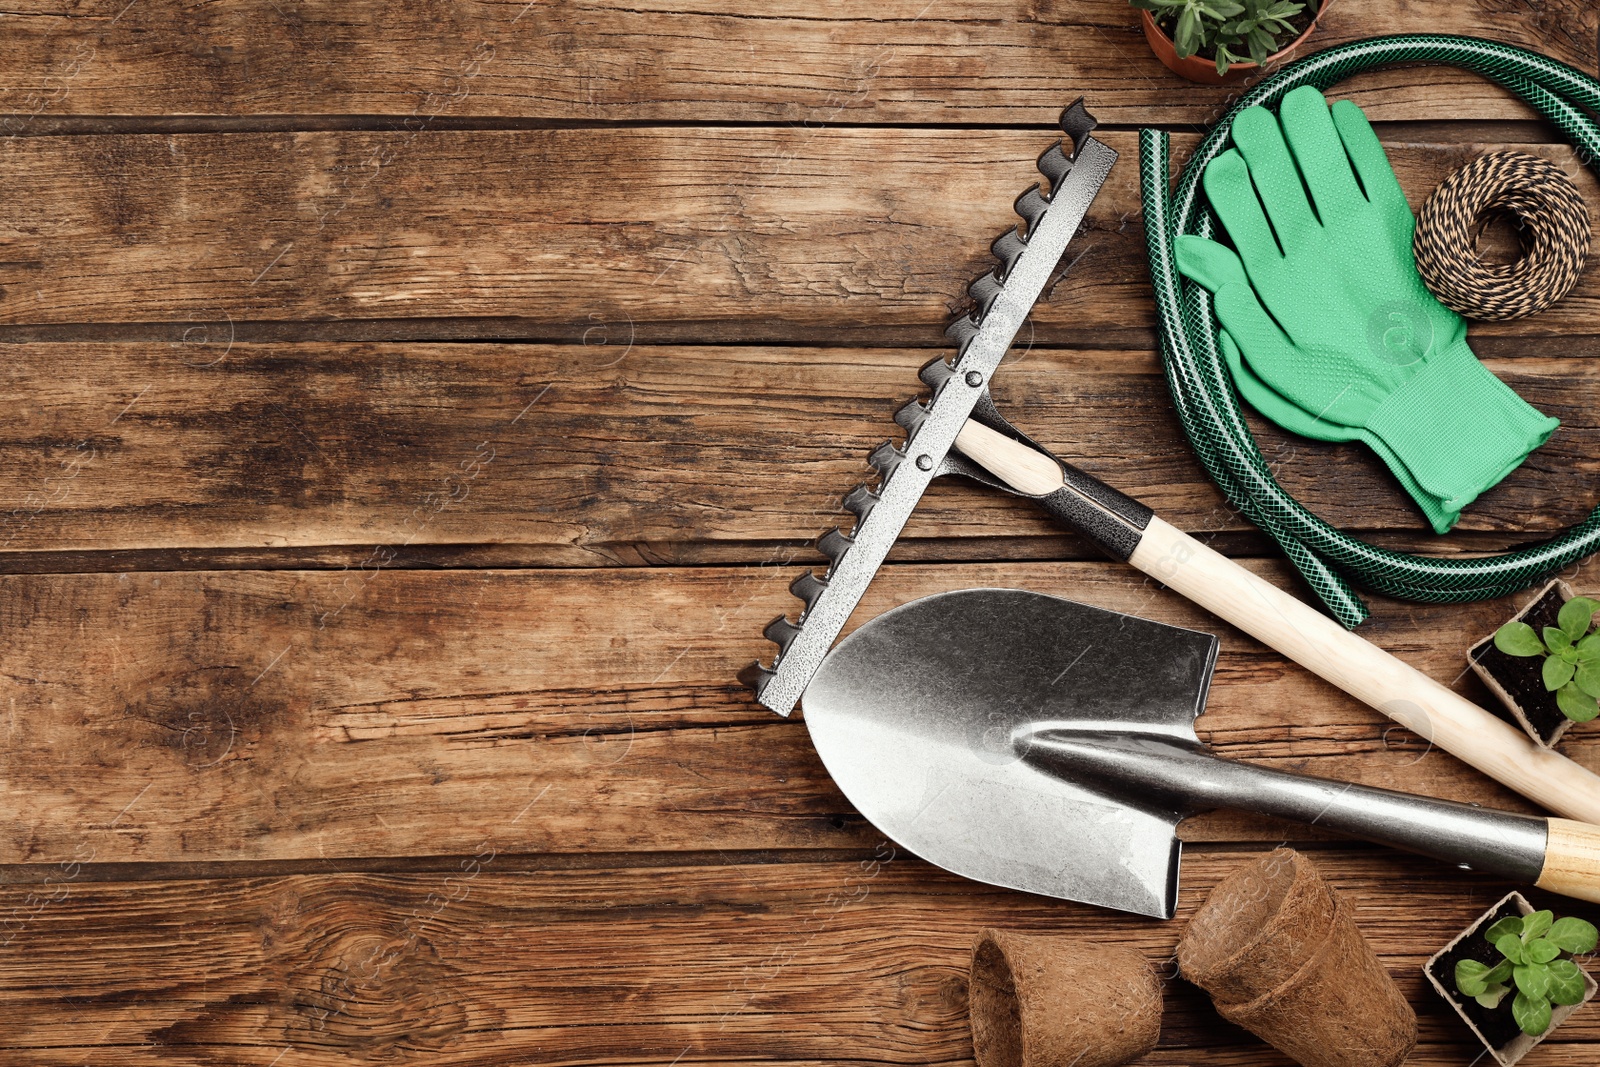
(1, 130), (1596, 340)
(1, 851), (1596, 1065)
(0, 342), (1589, 561)
(6, 559), (1600, 866)
(0, 0), (1591, 127)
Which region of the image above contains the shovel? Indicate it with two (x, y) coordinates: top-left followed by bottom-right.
(803, 588), (1600, 918)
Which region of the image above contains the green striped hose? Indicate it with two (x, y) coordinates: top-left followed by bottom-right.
(1141, 34), (1600, 627)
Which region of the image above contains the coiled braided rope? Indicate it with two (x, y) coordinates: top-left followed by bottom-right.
(1140, 35), (1600, 627)
(1414, 150), (1591, 321)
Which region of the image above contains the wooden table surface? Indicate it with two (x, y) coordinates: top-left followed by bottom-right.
(3, 2), (1600, 1064)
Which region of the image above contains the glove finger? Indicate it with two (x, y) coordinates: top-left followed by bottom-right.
(1217, 330), (1355, 444)
(1203, 149), (1284, 274)
(1219, 331), (1459, 531)
(1330, 98), (1413, 226)
(1210, 281), (1354, 429)
(1279, 85), (1364, 220)
(1230, 103), (1319, 250)
(1174, 235), (1249, 293)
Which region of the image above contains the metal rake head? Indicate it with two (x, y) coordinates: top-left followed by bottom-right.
(740, 99), (1117, 715)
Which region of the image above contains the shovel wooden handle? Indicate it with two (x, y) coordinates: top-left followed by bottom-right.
(954, 419), (1600, 825)
(1540, 821), (1600, 903)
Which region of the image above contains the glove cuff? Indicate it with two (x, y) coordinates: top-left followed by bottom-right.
(1365, 338), (1558, 511)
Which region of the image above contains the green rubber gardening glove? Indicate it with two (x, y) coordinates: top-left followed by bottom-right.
(1181, 237), (1461, 533)
(1219, 329), (1460, 533)
(1176, 85), (1557, 526)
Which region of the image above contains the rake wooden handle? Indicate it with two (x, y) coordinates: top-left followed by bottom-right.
(954, 419), (1600, 824)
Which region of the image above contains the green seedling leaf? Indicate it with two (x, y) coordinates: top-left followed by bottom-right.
(1547, 959), (1588, 1005)
(1576, 662), (1600, 699)
(1513, 991), (1554, 1037)
(1528, 939), (1562, 964)
(1557, 682), (1600, 723)
(1549, 916), (1600, 954)
(1545, 655), (1577, 692)
(1515, 962), (1552, 999)
(1547, 627), (1574, 653)
(1496, 621), (1546, 657)
(1523, 911), (1555, 940)
(1457, 959), (1493, 996)
(1246, 24), (1274, 61)
(1476, 983), (1510, 1010)
(1175, 4), (1201, 56)
(1497, 933), (1529, 965)
(1487, 916), (1525, 942)
(1485, 959), (1515, 985)
(1560, 597), (1599, 640)
(1580, 632), (1600, 655)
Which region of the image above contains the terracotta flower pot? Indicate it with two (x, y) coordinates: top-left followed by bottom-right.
(1140, 1), (1333, 86)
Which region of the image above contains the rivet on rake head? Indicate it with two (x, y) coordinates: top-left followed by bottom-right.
(915, 454), (934, 471)
(965, 371), (984, 387)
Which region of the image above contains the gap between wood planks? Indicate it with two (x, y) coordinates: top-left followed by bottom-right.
(0, 839), (1368, 885)
(0, 115), (1565, 139)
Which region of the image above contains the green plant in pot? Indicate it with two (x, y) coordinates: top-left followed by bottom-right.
(1455, 910), (1597, 1037)
(1131, 0), (1313, 77)
(1493, 594), (1600, 724)
(1427, 893), (1600, 1067)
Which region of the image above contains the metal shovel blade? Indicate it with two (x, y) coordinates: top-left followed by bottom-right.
(802, 587), (1218, 918)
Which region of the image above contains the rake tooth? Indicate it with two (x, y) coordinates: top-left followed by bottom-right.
(789, 570), (829, 612)
(967, 270), (1005, 320)
(817, 526), (854, 570)
(920, 354), (959, 391)
(894, 397), (929, 437)
(738, 660), (775, 692)
(1058, 97), (1098, 160)
(842, 482), (880, 522)
(943, 316), (980, 357)
(1036, 141), (1073, 190)
(990, 228), (1028, 282)
(763, 614), (803, 655)
(1015, 184), (1051, 235)
(868, 439), (905, 480)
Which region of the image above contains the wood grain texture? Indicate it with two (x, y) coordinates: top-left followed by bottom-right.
(1538, 819), (1600, 904)
(0, 0), (1591, 126)
(1, 130), (1597, 342)
(0, 343), (1590, 561)
(2, 851), (1597, 1065)
(7, 558), (1600, 867)
(5, 6), (1600, 1062)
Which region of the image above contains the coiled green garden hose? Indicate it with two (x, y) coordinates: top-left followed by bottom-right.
(1141, 34), (1600, 627)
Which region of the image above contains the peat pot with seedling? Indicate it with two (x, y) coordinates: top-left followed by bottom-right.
(1426, 893), (1599, 1067)
(1470, 581), (1600, 747)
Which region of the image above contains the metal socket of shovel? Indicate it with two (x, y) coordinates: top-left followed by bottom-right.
(803, 588), (1600, 918)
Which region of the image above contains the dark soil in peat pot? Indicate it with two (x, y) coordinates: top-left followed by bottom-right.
(1472, 583), (1571, 744)
(1429, 898), (1527, 1052)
